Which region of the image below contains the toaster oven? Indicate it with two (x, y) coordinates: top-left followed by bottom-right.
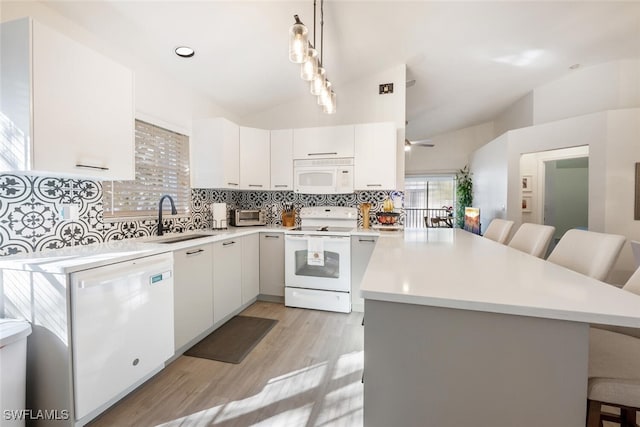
(230, 209), (266, 226)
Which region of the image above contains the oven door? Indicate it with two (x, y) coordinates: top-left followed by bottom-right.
(285, 234), (351, 291)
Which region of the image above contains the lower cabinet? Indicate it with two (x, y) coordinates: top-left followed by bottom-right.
(213, 237), (242, 324)
(351, 235), (379, 312)
(173, 243), (214, 350)
(241, 233), (260, 304)
(259, 232), (285, 297)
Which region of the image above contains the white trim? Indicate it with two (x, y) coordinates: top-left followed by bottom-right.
(135, 111), (190, 136)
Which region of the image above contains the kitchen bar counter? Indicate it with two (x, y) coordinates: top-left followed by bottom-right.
(360, 228), (640, 427)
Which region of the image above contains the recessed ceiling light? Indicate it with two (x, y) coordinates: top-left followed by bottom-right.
(569, 63), (581, 70)
(175, 46), (195, 58)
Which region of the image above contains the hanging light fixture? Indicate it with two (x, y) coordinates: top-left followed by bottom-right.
(300, 48), (319, 81)
(289, 0), (336, 114)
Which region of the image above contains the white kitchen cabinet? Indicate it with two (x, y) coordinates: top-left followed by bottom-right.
(354, 122), (397, 190)
(351, 235), (378, 312)
(191, 118), (240, 189)
(0, 18), (135, 180)
(293, 125), (355, 159)
(270, 129), (294, 190)
(241, 233), (260, 304)
(259, 232), (285, 297)
(173, 243), (214, 351)
(240, 126), (270, 190)
(213, 237), (242, 324)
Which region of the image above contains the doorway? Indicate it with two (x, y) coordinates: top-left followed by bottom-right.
(543, 157), (589, 249)
(520, 146), (589, 253)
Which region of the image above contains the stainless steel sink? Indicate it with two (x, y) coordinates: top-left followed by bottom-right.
(152, 233), (212, 244)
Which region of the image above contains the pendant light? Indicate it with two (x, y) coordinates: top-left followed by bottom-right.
(288, 15), (308, 64)
(310, 68), (326, 96)
(289, 0), (336, 113)
(300, 48), (319, 81)
(318, 81), (332, 106)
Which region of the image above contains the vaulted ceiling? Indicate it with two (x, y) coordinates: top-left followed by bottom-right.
(37, 1), (640, 140)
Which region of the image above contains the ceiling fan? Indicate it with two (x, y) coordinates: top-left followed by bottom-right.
(404, 138), (434, 151)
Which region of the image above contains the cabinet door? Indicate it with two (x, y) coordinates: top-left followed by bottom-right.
(241, 233), (260, 304)
(293, 125), (354, 159)
(240, 127), (270, 190)
(351, 235), (378, 312)
(213, 238), (242, 324)
(192, 118), (240, 189)
(259, 232), (285, 297)
(270, 129), (293, 190)
(1, 18), (134, 179)
(173, 244), (214, 351)
(32, 19), (134, 180)
(354, 122), (397, 190)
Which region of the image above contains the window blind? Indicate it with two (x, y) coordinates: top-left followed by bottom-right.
(103, 120), (190, 218)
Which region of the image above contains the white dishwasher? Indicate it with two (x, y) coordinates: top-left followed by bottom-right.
(70, 252), (174, 420)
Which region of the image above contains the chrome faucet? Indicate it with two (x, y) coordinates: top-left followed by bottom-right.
(158, 195), (177, 236)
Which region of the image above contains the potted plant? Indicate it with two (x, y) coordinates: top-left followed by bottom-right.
(455, 165), (473, 228)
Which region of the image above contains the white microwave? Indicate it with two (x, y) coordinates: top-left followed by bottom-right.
(293, 158), (354, 194)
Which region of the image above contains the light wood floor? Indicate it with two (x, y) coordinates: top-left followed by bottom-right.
(88, 302), (364, 427)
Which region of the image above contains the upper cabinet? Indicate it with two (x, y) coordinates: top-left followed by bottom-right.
(293, 125), (354, 159)
(270, 129), (293, 190)
(0, 18), (135, 180)
(354, 122), (397, 190)
(191, 118), (240, 189)
(239, 127), (270, 190)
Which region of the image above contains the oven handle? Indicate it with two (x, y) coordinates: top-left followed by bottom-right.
(285, 234), (350, 243)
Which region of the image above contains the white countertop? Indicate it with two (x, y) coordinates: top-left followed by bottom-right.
(0, 226), (294, 274)
(360, 228), (640, 328)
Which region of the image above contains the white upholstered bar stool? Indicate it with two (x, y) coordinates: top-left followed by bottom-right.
(482, 219), (514, 244)
(587, 268), (640, 427)
(507, 223), (556, 258)
(546, 229), (625, 281)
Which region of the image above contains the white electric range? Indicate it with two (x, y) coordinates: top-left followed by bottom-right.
(284, 206), (357, 313)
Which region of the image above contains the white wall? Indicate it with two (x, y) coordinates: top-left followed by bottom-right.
(494, 92), (534, 137)
(405, 122), (494, 175)
(241, 64), (406, 131)
(469, 133), (509, 234)
(604, 109), (640, 282)
(533, 59), (640, 126)
(1, 2), (232, 134)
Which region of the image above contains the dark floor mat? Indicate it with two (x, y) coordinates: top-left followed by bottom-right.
(184, 315), (277, 364)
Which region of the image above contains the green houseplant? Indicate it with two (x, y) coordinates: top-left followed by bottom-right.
(455, 165), (473, 228)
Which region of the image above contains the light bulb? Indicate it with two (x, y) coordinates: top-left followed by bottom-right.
(310, 68), (326, 95)
(322, 91), (336, 114)
(301, 48), (318, 81)
(318, 81), (332, 106)
(288, 23), (308, 64)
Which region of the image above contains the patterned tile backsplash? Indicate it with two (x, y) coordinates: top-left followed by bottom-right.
(0, 173), (403, 256)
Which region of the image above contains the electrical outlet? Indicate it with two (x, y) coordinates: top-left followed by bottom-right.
(379, 83), (394, 94)
(59, 204), (80, 221)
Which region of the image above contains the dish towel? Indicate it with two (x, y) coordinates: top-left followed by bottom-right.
(307, 237), (325, 266)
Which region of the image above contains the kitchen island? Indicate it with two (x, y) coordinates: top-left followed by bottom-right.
(360, 228), (640, 427)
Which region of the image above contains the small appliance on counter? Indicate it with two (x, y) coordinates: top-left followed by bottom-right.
(230, 209), (266, 227)
(211, 203), (227, 229)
